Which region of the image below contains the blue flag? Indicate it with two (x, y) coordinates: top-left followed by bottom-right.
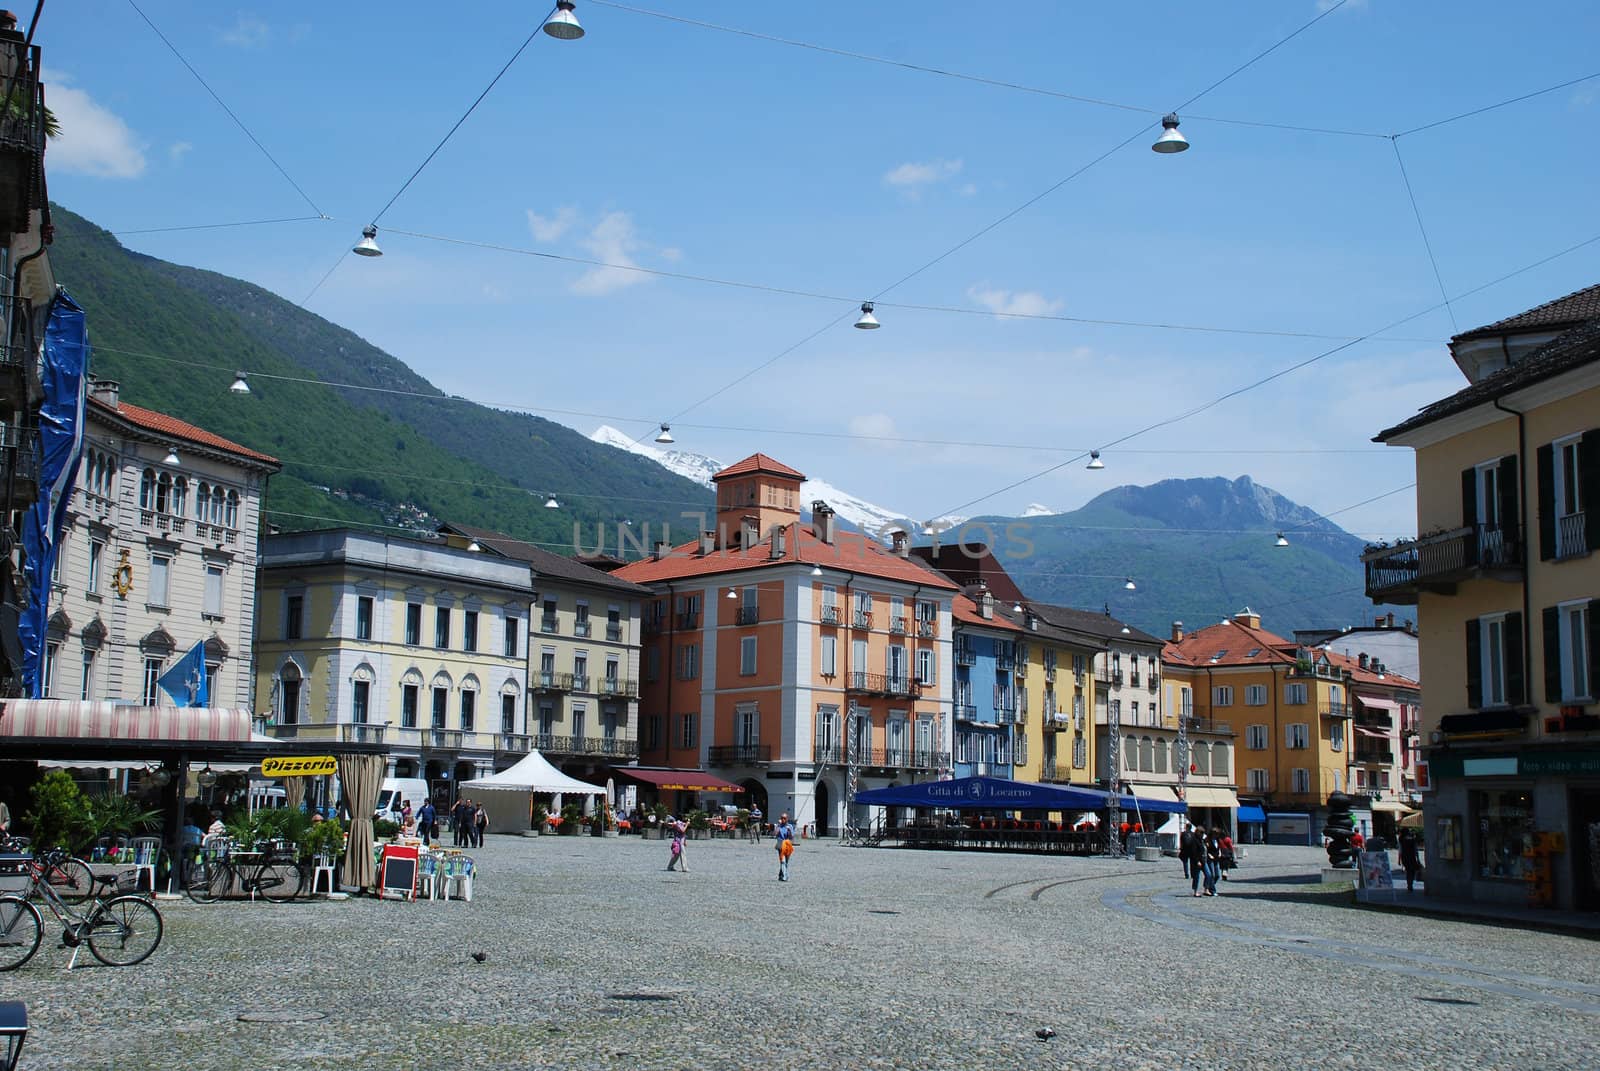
(157, 641), (209, 708)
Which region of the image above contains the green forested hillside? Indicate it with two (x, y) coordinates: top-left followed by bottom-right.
(48, 205), (713, 549)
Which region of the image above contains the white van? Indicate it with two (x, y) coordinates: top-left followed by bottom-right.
(374, 778), (430, 821)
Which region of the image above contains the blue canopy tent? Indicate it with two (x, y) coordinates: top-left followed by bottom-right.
(852, 776), (1186, 814)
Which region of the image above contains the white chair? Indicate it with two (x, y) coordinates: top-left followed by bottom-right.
(130, 837), (161, 894)
(309, 855), (338, 895)
(441, 856), (474, 902)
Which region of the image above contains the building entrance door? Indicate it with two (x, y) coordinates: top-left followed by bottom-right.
(1571, 789), (1600, 912)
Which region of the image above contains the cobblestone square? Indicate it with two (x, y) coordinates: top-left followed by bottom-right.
(5, 837), (1596, 1070)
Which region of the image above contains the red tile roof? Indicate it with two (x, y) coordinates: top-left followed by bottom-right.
(952, 594), (1023, 631)
(1454, 282), (1600, 341)
(1165, 619), (1296, 667)
(613, 523), (959, 590)
(1320, 647), (1420, 689)
(712, 453), (806, 482)
(91, 398), (280, 465)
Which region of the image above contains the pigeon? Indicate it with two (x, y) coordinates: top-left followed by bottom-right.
(1035, 1028), (1056, 1041)
(470, 951), (487, 963)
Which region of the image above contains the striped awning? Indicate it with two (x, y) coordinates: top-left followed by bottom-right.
(0, 701), (254, 743)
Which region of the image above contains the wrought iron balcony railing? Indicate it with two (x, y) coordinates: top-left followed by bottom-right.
(1362, 522), (1523, 604)
(707, 744), (772, 765)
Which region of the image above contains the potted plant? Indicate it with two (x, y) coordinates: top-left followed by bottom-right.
(592, 801), (619, 837)
(303, 818), (348, 865)
(373, 817), (400, 842)
(559, 802), (582, 835)
(23, 770), (93, 851)
(687, 810), (710, 840)
(530, 802), (549, 835)
(650, 802), (670, 839)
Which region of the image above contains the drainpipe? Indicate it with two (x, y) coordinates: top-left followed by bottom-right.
(1493, 396), (1533, 710)
(664, 581), (675, 771)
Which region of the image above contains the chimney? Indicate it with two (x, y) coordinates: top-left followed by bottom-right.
(890, 530), (909, 558)
(813, 501), (835, 545)
(652, 540), (669, 561)
(698, 531), (715, 556)
(1358, 653), (1369, 670)
(1027, 611), (1038, 631)
(1171, 621), (1184, 642)
(89, 378), (120, 408)
(1386, 612), (1395, 628)
(1232, 608), (1261, 630)
(1375, 616), (1385, 628)
(1404, 618), (1414, 634)
(769, 525), (787, 561)
(979, 591), (994, 620)
(740, 515), (759, 550)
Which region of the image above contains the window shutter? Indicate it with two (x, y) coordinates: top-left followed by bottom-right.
(1505, 611), (1525, 705)
(1590, 600), (1600, 696)
(1537, 443), (1556, 561)
(1460, 467), (1477, 531)
(1465, 619), (1482, 709)
(1497, 455), (1519, 542)
(1543, 606), (1563, 704)
(1582, 431), (1600, 551)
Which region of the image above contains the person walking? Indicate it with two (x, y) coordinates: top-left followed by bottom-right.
(1219, 829), (1236, 881)
(1179, 823), (1197, 882)
(1398, 828), (1423, 892)
(401, 798), (414, 836)
(748, 804), (764, 843)
(473, 802), (488, 848)
(665, 817), (689, 872)
(774, 812), (796, 881)
(1202, 827), (1223, 896)
(1184, 825), (1206, 895)
(417, 798), (437, 846)
(450, 798), (466, 847)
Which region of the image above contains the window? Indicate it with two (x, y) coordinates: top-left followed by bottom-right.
(50, 538), (63, 584)
(1211, 741), (1229, 780)
(677, 644), (699, 680)
(736, 704), (759, 747)
(283, 593), (303, 639)
(1245, 684), (1267, 706)
(501, 694), (517, 735)
(1123, 741), (1138, 771)
(431, 687), (448, 729)
(1192, 741), (1210, 775)
(573, 654), (589, 690)
(1247, 768), (1269, 792)
(538, 704), (555, 736)
(1540, 432), (1598, 561)
(80, 647), (95, 701)
(1130, 701), (1140, 724)
(1139, 736), (1154, 772)
(463, 610), (479, 652)
(679, 713), (697, 749)
(822, 585), (838, 610)
(917, 648), (935, 685)
(401, 685), (419, 728)
(149, 554), (171, 608)
(460, 690), (476, 733)
(740, 636), (757, 676)
(1468, 612), (1523, 708)
(887, 644), (907, 687)
(1072, 736), (1087, 768)
(1545, 599), (1596, 702)
(405, 603), (422, 646)
(139, 469), (155, 510)
(820, 636), (837, 677)
(1212, 685), (1233, 706)
(435, 607), (451, 649)
(1291, 768), (1311, 793)
(503, 615), (519, 657)
(87, 540), (103, 595)
(224, 490), (239, 529)
(1285, 723), (1309, 749)
(280, 674), (301, 725)
(575, 603), (591, 637)
(352, 680), (370, 724)
(1285, 682), (1308, 705)
(1245, 724), (1268, 750)
(41, 642), (57, 698)
(642, 714), (660, 751)
(1329, 720), (1345, 751)
(1180, 687), (1192, 718)
(542, 598), (559, 632)
(356, 596), (374, 640)
(646, 647), (661, 682)
(204, 564), (224, 618)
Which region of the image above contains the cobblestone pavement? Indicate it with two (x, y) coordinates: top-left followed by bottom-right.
(5, 837), (1597, 1070)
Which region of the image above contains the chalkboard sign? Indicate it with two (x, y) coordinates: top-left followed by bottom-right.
(379, 846), (419, 901)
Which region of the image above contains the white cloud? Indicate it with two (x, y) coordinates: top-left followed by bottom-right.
(883, 158), (963, 194)
(572, 212), (646, 296)
(168, 141), (193, 163)
(526, 205), (578, 243)
(848, 412), (901, 449)
(220, 13), (271, 47)
(967, 284), (1064, 318)
(957, 182), (978, 196)
(43, 71), (145, 179)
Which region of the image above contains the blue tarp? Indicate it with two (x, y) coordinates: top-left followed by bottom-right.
(1237, 804), (1267, 823)
(852, 776), (1186, 814)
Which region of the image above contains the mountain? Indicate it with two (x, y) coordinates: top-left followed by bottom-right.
(588, 425), (959, 539)
(972, 475), (1405, 637)
(48, 206), (714, 550)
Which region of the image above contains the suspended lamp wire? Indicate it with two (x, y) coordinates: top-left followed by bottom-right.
(1171, 0), (1348, 113)
(112, 216), (328, 236)
(1392, 69), (1600, 139)
(123, 0), (326, 217)
(1389, 138), (1456, 331)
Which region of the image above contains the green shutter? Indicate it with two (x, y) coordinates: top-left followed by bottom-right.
(1543, 606), (1563, 704)
(1582, 431), (1600, 551)
(1506, 611), (1525, 705)
(1461, 467), (1477, 531)
(1537, 443), (1556, 561)
(1465, 619), (1483, 710)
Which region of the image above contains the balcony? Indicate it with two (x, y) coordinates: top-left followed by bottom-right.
(955, 646), (976, 667)
(1129, 672), (1141, 688)
(1041, 759), (1060, 781)
(736, 607), (760, 626)
(1355, 749), (1395, 765)
(497, 733), (532, 755)
(1288, 661), (1348, 681)
(675, 612), (700, 630)
(1354, 707), (1393, 730)
(708, 744), (772, 765)
(425, 728), (463, 750)
(820, 606), (844, 627)
(570, 674), (591, 693)
(533, 671), (571, 693)
(598, 677), (638, 698)
(540, 615), (559, 633)
(264, 723), (387, 745)
(1147, 674), (1160, 692)
(815, 740), (947, 770)
(1556, 511), (1589, 561)
(917, 619), (938, 638)
(0, 43), (46, 235)
(534, 734), (640, 759)
(1101, 670), (1124, 687)
(814, 738), (843, 764)
(955, 704), (978, 722)
(574, 619), (592, 638)
(848, 671), (916, 696)
(1319, 702), (1352, 720)
(642, 616), (664, 635)
(852, 611), (873, 629)
(1183, 716), (1234, 736)
(606, 623), (624, 642)
(890, 617), (907, 634)
(995, 652), (1015, 671)
(1362, 523), (1523, 605)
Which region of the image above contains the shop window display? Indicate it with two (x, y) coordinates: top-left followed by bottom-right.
(1472, 789), (1534, 880)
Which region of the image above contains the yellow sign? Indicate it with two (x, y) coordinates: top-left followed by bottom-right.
(261, 756), (337, 778)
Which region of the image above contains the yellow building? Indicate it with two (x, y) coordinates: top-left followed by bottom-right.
(1368, 285), (1600, 911)
(995, 604), (1102, 787)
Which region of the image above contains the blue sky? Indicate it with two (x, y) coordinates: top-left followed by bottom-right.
(42, 0), (1600, 538)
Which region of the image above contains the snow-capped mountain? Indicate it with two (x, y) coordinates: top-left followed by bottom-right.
(589, 425), (954, 540)
(1021, 503), (1057, 517)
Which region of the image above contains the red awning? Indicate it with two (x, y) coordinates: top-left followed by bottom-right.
(1358, 697), (1401, 713)
(615, 767), (745, 793)
(0, 700), (253, 742)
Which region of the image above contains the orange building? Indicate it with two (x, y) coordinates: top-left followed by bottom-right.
(614, 454), (958, 834)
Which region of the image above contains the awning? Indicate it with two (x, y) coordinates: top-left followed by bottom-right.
(1121, 783), (1191, 815)
(1183, 786), (1240, 809)
(1355, 727), (1390, 739)
(1370, 800), (1415, 814)
(1237, 804), (1267, 823)
(0, 701), (254, 742)
(461, 750), (605, 794)
(614, 767), (745, 793)
(1358, 697), (1401, 713)
(854, 776), (1111, 811)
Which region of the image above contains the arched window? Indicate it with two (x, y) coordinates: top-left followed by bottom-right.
(171, 477), (187, 517)
(1139, 736), (1154, 772)
(1210, 741), (1229, 781)
(1192, 741), (1210, 776)
(139, 469), (155, 510)
(155, 472), (171, 514)
(225, 490), (239, 529)
(1153, 738), (1168, 774)
(197, 482), (210, 517)
(211, 487), (225, 525)
(1124, 742), (1138, 771)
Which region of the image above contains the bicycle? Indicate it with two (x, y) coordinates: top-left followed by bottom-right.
(183, 839), (305, 903)
(0, 838), (94, 905)
(0, 867), (162, 970)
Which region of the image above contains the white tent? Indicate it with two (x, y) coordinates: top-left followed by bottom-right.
(459, 750), (605, 833)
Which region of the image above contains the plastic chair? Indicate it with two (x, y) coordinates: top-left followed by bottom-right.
(309, 854), (338, 895)
(130, 837), (161, 893)
(441, 856), (474, 902)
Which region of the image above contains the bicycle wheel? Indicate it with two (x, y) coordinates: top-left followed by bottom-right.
(47, 856), (95, 904)
(86, 896), (163, 967)
(253, 858), (305, 903)
(185, 856), (226, 904)
(0, 895), (43, 971)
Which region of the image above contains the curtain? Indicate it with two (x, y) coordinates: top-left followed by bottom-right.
(337, 753), (385, 891)
(284, 776), (307, 812)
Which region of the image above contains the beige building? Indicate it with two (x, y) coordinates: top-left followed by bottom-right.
(1368, 284), (1600, 912)
(46, 381), (279, 707)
